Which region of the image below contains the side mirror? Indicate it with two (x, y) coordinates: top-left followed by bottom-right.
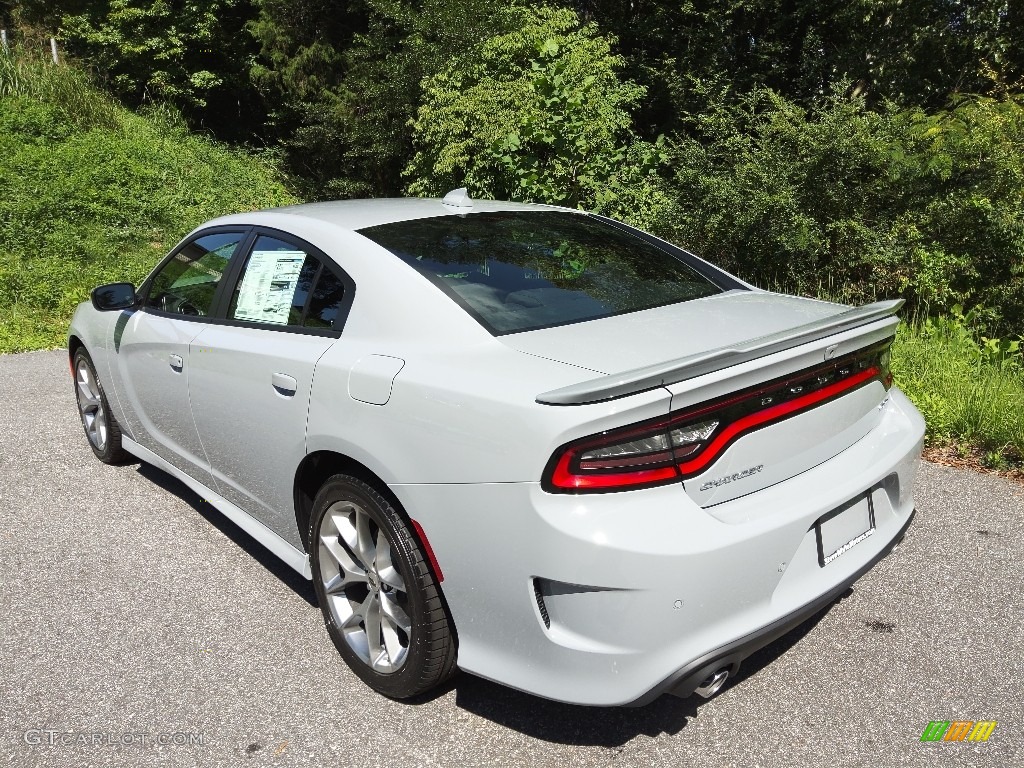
(91, 282), (137, 312)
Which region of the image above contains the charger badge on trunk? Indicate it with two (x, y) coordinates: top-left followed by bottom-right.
(699, 464), (764, 492)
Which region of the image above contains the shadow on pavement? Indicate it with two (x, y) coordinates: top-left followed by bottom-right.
(450, 676), (698, 746)
(136, 462), (318, 607)
(441, 591), (844, 747)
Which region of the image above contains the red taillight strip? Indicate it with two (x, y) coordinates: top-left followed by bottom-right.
(549, 456), (678, 490)
(675, 365), (878, 478)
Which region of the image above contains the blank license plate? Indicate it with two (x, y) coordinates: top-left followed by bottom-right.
(816, 494), (875, 567)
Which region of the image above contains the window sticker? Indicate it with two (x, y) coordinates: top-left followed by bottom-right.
(234, 250), (306, 325)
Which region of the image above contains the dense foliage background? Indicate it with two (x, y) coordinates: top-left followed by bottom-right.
(0, 1), (1021, 464)
(4, 0), (1019, 331)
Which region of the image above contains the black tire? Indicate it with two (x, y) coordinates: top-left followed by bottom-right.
(72, 348), (130, 465)
(309, 475), (457, 698)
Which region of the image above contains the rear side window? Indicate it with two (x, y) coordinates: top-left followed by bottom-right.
(304, 268), (346, 329)
(228, 235), (346, 330)
(358, 211), (723, 334)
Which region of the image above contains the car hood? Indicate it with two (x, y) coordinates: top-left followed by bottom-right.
(499, 290), (848, 374)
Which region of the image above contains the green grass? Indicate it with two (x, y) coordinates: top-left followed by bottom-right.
(892, 320), (1024, 469)
(0, 52), (297, 353)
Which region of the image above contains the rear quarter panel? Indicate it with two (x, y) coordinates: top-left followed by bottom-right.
(305, 338), (674, 485)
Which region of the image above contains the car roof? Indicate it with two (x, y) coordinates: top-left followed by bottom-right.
(209, 197), (578, 232)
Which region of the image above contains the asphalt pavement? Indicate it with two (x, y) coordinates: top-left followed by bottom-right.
(1, 348), (1021, 767)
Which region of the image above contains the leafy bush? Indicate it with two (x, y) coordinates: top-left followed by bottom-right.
(663, 88), (1024, 336)
(0, 52), (296, 353)
(405, 5), (666, 223)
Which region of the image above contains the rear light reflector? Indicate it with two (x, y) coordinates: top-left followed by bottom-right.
(410, 519), (444, 582)
(543, 338), (893, 493)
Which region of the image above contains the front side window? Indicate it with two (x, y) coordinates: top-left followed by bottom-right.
(228, 235), (346, 330)
(146, 232), (244, 316)
(358, 211), (724, 334)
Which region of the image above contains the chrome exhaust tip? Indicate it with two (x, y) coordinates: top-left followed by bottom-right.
(695, 668), (730, 699)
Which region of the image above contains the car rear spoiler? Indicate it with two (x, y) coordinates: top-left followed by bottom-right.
(535, 299), (905, 405)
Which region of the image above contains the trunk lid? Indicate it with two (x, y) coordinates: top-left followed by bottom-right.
(502, 290), (847, 374)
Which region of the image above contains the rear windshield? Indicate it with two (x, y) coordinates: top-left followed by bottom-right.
(358, 211), (724, 334)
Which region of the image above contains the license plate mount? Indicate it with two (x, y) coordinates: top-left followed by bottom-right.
(815, 493), (875, 567)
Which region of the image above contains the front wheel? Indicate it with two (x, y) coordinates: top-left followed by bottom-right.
(73, 349), (129, 464)
(309, 475), (457, 698)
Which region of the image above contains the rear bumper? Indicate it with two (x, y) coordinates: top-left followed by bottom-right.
(628, 507), (915, 706)
(392, 388), (925, 706)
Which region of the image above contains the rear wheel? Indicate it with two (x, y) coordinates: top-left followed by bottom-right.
(309, 475), (457, 698)
(73, 349), (129, 464)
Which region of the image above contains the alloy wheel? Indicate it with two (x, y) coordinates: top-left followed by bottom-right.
(316, 500), (412, 673)
(76, 359), (108, 451)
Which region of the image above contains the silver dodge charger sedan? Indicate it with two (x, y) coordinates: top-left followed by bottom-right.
(68, 189), (924, 706)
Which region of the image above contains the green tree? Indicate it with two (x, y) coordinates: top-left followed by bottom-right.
(560, 1), (1023, 138)
(247, 0), (362, 195)
(53, 1), (261, 138)
(249, 0), (509, 199)
(406, 5), (664, 217)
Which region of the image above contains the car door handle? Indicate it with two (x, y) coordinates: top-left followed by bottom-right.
(169, 354), (184, 371)
(272, 372), (297, 396)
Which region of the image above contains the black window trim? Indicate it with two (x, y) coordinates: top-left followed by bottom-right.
(210, 226), (258, 319)
(297, 261), (325, 326)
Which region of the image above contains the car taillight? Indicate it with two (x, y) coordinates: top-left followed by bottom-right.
(543, 338), (894, 493)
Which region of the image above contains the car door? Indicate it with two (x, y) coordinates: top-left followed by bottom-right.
(187, 230), (354, 540)
(112, 229), (249, 479)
